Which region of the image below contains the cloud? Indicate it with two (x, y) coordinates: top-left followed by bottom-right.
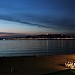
(0, 13), (75, 32)
(37, 15), (75, 30)
(0, 14), (58, 29)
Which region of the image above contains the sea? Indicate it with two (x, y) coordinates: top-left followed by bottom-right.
(0, 40), (75, 57)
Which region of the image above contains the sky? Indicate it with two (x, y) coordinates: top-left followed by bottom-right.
(0, 0), (75, 35)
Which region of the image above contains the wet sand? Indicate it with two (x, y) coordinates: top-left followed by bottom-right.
(0, 54), (75, 75)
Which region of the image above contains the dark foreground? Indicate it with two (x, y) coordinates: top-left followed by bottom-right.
(0, 56), (51, 75)
(0, 54), (75, 75)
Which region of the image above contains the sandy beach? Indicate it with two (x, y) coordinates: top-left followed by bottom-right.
(0, 54), (75, 75)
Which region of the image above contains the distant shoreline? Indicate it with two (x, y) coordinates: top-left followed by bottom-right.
(0, 38), (75, 40)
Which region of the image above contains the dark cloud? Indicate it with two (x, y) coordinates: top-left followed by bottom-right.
(0, 14), (58, 29)
(0, 0), (74, 34)
(0, 13), (75, 31)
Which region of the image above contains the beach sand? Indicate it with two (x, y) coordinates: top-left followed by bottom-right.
(0, 54), (75, 75)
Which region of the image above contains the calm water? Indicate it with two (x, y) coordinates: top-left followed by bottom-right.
(0, 40), (75, 57)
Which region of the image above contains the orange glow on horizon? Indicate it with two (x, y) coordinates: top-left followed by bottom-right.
(0, 34), (9, 36)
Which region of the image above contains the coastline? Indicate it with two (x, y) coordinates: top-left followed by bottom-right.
(1, 38), (75, 40)
(0, 54), (75, 75)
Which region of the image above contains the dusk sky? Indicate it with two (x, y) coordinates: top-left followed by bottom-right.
(0, 0), (75, 35)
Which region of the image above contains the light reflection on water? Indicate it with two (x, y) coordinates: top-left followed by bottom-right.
(0, 40), (75, 57)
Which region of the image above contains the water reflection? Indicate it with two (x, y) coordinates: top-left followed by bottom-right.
(0, 40), (75, 56)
